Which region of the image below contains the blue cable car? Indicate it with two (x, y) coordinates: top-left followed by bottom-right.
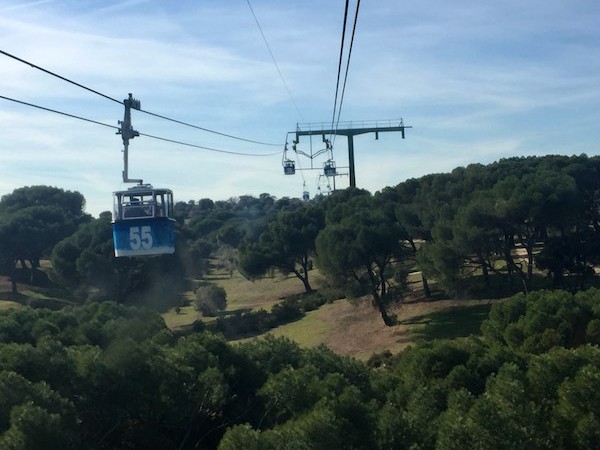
(283, 159), (296, 175)
(112, 185), (176, 257)
(324, 160), (337, 177)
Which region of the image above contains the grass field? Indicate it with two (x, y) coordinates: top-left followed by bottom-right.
(269, 302), (336, 347)
(163, 266), (501, 360)
(163, 269), (329, 329)
(209, 270), (329, 311)
(0, 300), (22, 310)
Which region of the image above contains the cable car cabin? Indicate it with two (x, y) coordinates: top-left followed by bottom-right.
(112, 185), (176, 257)
(283, 159), (296, 175)
(323, 160), (337, 177)
(302, 190), (310, 201)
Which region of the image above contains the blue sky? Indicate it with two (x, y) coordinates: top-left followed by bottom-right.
(1, 0), (599, 216)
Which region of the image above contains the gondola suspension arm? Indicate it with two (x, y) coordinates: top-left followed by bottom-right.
(117, 93), (143, 184)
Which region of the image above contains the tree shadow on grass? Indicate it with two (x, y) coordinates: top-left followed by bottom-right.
(0, 291), (28, 304)
(405, 303), (493, 341)
(464, 273), (555, 300)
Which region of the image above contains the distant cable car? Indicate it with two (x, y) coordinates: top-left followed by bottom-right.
(324, 160), (336, 177)
(112, 184), (176, 257)
(302, 180), (310, 201)
(283, 159), (296, 175)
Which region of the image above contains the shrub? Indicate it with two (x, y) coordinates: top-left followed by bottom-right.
(271, 299), (305, 323)
(194, 283), (227, 316)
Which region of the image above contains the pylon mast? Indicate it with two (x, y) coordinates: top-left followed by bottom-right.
(293, 119), (410, 188)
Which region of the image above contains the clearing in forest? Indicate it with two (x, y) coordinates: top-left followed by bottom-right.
(164, 268), (499, 360)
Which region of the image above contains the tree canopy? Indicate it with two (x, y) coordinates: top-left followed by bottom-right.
(316, 194), (408, 326)
(238, 204), (325, 293)
(390, 154), (600, 295)
(0, 186), (90, 293)
(0, 288), (599, 448)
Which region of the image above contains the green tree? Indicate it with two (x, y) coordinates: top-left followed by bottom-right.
(481, 288), (600, 354)
(217, 221), (245, 248)
(554, 363), (600, 449)
(0, 186), (89, 293)
(418, 218), (466, 295)
(494, 171), (580, 288)
(194, 283), (227, 316)
(218, 424), (261, 450)
(258, 364), (325, 426)
(390, 180), (433, 297)
(316, 195), (406, 326)
(437, 364), (538, 450)
(0, 403), (79, 450)
(238, 205), (325, 293)
(536, 231), (600, 290)
(0, 185), (87, 217)
(0, 371), (79, 449)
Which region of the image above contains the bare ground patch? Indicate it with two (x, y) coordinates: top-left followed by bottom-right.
(279, 296), (503, 360)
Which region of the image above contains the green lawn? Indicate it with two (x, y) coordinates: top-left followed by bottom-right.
(0, 300), (23, 310)
(268, 302), (335, 347)
(207, 270), (327, 312)
(162, 304), (202, 329)
(163, 268), (327, 330)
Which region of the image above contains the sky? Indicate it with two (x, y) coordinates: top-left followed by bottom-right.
(1, 0), (599, 217)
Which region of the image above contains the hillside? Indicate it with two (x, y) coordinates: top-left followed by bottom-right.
(271, 296), (498, 359)
(163, 268), (498, 360)
(1, 266), (497, 362)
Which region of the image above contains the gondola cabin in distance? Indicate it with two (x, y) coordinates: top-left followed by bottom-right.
(112, 184), (176, 257)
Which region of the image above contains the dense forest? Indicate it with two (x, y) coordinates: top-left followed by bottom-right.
(1, 154), (600, 448)
(0, 287), (599, 448)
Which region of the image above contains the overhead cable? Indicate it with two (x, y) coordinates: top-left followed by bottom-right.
(246, 0), (305, 122)
(138, 132), (281, 156)
(333, 0), (360, 147)
(0, 94), (280, 157)
(330, 0), (350, 133)
(0, 48), (283, 146)
(137, 108), (282, 146)
(0, 49), (123, 104)
(0, 94), (119, 130)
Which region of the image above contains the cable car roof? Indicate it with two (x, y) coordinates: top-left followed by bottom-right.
(113, 184), (173, 196)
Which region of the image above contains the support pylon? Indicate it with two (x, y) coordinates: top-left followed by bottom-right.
(292, 119), (411, 188)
